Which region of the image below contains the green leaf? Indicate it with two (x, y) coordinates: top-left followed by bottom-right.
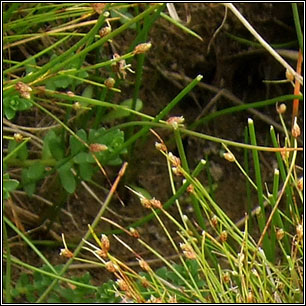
(4, 105), (15, 120)
(42, 130), (57, 160)
(23, 182), (36, 196)
(88, 128), (125, 166)
(49, 137), (65, 161)
(25, 57), (37, 75)
(74, 152), (95, 164)
(3, 178), (19, 192)
(18, 142), (28, 161)
(79, 163), (94, 181)
(82, 85), (94, 99)
(102, 98), (143, 123)
(58, 163), (76, 194)
(27, 162), (45, 180)
(3, 175), (19, 199)
(70, 129), (87, 155)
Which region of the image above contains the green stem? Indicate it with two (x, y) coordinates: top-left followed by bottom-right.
(3, 218), (12, 303)
(37, 162), (127, 302)
(4, 217), (58, 274)
(248, 119), (271, 261)
(292, 3), (303, 53)
(120, 75), (203, 152)
(104, 159), (207, 235)
(2, 254), (97, 290)
(3, 138), (30, 163)
(190, 94), (303, 130)
(244, 127), (253, 232)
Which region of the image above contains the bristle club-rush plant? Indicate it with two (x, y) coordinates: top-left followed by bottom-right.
(3, 3), (303, 303)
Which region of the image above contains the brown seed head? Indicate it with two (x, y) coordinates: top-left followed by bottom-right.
(138, 259), (151, 271)
(180, 243), (197, 259)
(220, 230), (228, 243)
(101, 234), (110, 253)
(296, 224), (303, 240)
(59, 248), (74, 258)
(89, 143), (108, 152)
(168, 152), (181, 167)
(277, 103), (287, 114)
(91, 3), (106, 14)
(297, 177), (303, 191)
(186, 184), (194, 193)
(116, 279), (129, 291)
(276, 228), (285, 240)
(291, 118), (301, 138)
(150, 198), (163, 209)
(129, 227), (140, 238)
(133, 42), (152, 55)
(166, 116), (185, 127)
(14, 133), (23, 142)
(223, 272), (230, 283)
(15, 82), (32, 99)
(168, 296), (178, 303)
(223, 152), (235, 162)
(141, 197), (152, 209)
(99, 26), (111, 38)
(104, 77), (115, 89)
(247, 291), (254, 303)
(155, 142), (167, 152)
(211, 215), (218, 228)
(67, 90), (75, 97)
(105, 261), (117, 273)
(286, 68), (294, 82)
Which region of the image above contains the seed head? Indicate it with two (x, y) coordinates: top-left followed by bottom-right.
(277, 103), (287, 114)
(91, 3), (106, 14)
(276, 228), (285, 240)
(15, 81), (32, 99)
(297, 177), (303, 191)
(140, 197), (152, 209)
(166, 116), (185, 128)
(172, 166), (183, 176)
(129, 227), (140, 238)
(296, 224), (303, 240)
(89, 143), (108, 152)
(285, 68), (294, 82)
(104, 77), (115, 89)
(99, 26), (111, 37)
(14, 133), (23, 142)
(223, 152), (235, 162)
(180, 243), (197, 259)
(67, 90), (75, 97)
(280, 147), (289, 162)
(133, 42), (152, 55)
(291, 117), (300, 138)
(116, 279), (129, 291)
(138, 259), (151, 271)
(150, 198), (163, 209)
(101, 234), (110, 253)
(186, 184), (194, 193)
(73, 102), (81, 111)
(105, 261), (117, 273)
(59, 248), (74, 258)
(220, 230), (228, 243)
(211, 215), (218, 228)
(155, 142), (167, 152)
(168, 152), (181, 167)
(247, 291), (254, 303)
(222, 272), (230, 283)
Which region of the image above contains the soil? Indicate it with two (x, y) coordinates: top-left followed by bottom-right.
(5, 2), (303, 293)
